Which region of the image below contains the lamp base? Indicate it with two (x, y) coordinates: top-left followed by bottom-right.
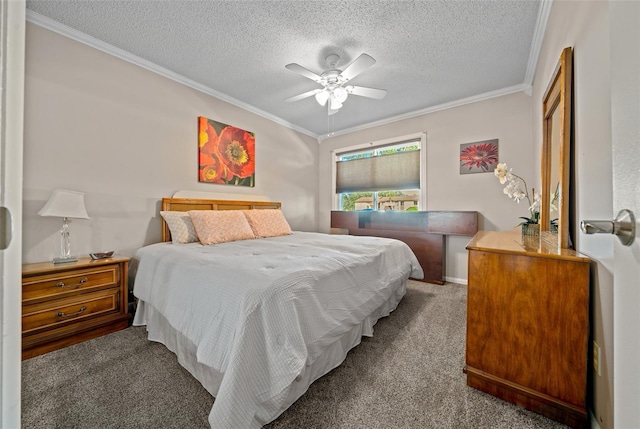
(52, 256), (78, 265)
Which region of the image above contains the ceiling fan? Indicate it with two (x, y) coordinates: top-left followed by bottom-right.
(284, 53), (387, 115)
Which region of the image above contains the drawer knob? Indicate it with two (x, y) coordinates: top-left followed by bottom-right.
(56, 277), (88, 289)
(56, 306), (87, 318)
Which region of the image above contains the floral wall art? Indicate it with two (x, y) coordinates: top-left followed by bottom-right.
(459, 139), (499, 174)
(198, 116), (255, 186)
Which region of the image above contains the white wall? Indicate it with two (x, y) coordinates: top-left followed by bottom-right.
(532, 1), (612, 427)
(22, 23), (319, 264)
(319, 91), (534, 283)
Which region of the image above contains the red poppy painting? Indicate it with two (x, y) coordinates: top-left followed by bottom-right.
(198, 116), (255, 186)
(459, 139), (499, 174)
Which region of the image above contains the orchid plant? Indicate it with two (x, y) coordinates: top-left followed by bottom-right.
(494, 163), (541, 225)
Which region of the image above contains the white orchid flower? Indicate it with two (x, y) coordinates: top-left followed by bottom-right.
(495, 162), (538, 223)
(529, 191), (541, 213)
(513, 189), (526, 203)
(503, 181), (518, 198)
(494, 163), (511, 184)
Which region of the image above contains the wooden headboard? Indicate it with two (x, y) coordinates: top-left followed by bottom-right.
(160, 197), (282, 242)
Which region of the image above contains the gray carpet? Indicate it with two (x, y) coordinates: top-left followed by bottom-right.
(22, 281), (568, 429)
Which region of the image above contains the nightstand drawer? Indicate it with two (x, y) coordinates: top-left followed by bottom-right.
(22, 257), (130, 359)
(22, 265), (120, 304)
(22, 288), (120, 334)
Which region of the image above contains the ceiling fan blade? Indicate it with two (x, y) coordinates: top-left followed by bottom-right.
(284, 89), (322, 103)
(285, 63), (323, 83)
(328, 107), (340, 116)
(348, 85), (387, 100)
(340, 53), (376, 81)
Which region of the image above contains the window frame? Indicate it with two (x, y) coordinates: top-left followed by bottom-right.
(331, 132), (427, 211)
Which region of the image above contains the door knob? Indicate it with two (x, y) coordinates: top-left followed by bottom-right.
(580, 209), (636, 246)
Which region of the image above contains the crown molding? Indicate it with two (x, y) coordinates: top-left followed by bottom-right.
(318, 83), (531, 142)
(25, 10), (320, 139)
(524, 0), (553, 86)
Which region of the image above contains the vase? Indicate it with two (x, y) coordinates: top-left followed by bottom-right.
(521, 223), (540, 237)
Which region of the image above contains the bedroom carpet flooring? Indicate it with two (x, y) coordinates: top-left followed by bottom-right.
(22, 280), (569, 429)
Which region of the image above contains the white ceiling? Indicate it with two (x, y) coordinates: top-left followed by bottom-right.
(25, 0), (546, 139)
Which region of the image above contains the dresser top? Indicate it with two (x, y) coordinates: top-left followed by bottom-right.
(466, 229), (589, 262)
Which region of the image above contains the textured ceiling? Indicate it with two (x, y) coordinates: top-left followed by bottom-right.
(25, 0), (543, 139)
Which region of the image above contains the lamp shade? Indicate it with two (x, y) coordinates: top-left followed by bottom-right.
(329, 96), (343, 110)
(333, 86), (348, 103)
(38, 189), (90, 219)
(315, 90), (330, 106)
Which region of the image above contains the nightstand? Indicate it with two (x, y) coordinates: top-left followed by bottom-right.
(22, 256), (131, 360)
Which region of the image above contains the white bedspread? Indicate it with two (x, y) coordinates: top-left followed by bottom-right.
(133, 231), (423, 428)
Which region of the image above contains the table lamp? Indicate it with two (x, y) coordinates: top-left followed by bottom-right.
(38, 189), (90, 264)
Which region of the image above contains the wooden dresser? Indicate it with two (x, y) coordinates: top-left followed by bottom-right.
(465, 229), (590, 428)
(22, 256), (131, 359)
(331, 210), (478, 284)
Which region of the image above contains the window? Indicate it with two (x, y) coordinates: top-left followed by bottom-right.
(333, 133), (426, 211)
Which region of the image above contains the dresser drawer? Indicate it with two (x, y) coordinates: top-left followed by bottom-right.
(22, 264), (120, 304)
(22, 288), (121, 334)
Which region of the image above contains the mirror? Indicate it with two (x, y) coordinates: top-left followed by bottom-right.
(541, 47), (573, 248)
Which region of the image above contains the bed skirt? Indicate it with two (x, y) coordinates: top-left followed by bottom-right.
(133, 276), (407, 428)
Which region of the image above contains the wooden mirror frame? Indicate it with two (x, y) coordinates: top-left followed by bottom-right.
(541, 47), (573, 248)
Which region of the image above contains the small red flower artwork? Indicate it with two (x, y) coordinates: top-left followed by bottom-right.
(459, 139), (499, 174)
(198, 116), (255, 186)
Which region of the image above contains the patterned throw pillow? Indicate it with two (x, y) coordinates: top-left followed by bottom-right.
(243, 209), (292, 238)
(160, 211), (199, 243)
(188, 210), (255, 245)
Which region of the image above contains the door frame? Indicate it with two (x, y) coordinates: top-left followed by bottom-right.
(0, 0), (25, 426)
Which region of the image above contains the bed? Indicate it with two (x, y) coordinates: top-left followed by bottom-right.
(132, 197), (424, 428)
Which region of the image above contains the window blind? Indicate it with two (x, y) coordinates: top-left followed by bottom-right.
(336, 150), (420, 193)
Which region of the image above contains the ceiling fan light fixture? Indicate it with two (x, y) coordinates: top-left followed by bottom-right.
(285, 52), (384, 116)
(315, 90), (330, 106)
(329, 96), (343, 110)
(333, 86), (348, 103)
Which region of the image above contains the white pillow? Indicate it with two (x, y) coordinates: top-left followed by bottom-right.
(160, 211), (198, 243)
